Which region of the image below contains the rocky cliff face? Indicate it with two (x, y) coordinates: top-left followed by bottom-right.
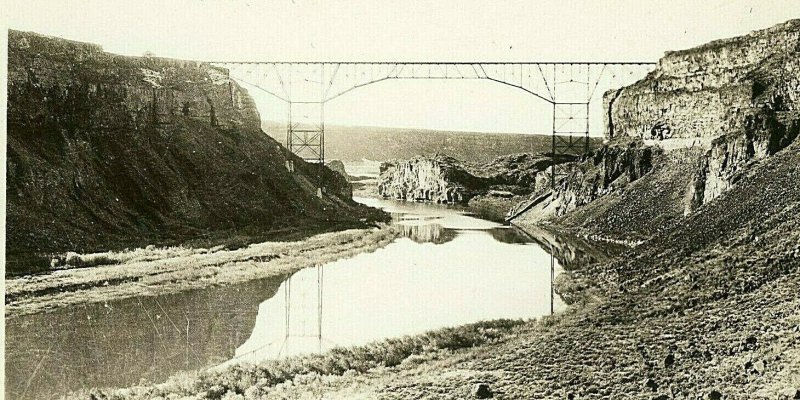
(514, 20), (799, 234)
(6, 31), (372, 274)
(607, 20), (799, 141)
(530, 143), (657, 218)
(607, 19), (799, 208)
(478, 152), (577, 189)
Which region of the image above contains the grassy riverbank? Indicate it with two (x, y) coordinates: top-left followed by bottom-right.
(68, 319), (527, 400)
(5, 225), (400, 318)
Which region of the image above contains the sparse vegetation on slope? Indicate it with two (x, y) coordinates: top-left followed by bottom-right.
(230, 116), (800, 400)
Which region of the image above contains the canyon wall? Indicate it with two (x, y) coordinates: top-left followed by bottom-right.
(608, 19), (799, 140)
(513, 19), (799, 237)
(607, 19), (799, 208)
(6, 31), (371, 274)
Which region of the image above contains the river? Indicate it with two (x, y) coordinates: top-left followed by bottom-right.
(4, 197), (610, 400)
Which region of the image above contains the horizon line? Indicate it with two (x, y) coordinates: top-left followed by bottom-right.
(210, 60), (657, 65)
(259, 120), (607, 138)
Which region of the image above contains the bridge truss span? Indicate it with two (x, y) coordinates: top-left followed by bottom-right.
(211, 61), (656, 190)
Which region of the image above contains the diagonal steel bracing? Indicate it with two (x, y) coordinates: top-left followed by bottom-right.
(210, 61), (655, 192)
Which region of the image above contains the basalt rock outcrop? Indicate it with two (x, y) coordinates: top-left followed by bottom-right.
(608, 19), (800, 209)
(478, 152), (577, 192)
(512, 20), (800, 236)
(378, 154), (483, 203)
(6, 31), (375, 275)
(377, 153), (573, 204)
(517, 143), (657, 219)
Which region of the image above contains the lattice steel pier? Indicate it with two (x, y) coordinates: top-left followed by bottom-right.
(210, 61), (656, 192)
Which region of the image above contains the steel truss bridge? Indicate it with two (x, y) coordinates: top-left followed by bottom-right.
(210, 61), (656, 190)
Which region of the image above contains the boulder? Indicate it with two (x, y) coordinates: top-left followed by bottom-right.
(326, 159), (349, 181)
(707, 390), (723, 400)
(472, 383), (493, 399)
(664, 353), (675, 368)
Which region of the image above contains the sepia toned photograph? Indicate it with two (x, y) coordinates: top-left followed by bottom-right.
(2, 1), (800, 399)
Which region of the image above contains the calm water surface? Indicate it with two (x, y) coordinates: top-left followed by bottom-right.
(5, 197), (603, 400)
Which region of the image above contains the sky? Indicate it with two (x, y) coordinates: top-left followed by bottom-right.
(5, 0), (800, 133)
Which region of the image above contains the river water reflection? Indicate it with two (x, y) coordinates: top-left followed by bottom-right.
(226, 197), (566, 364)
(5, 197), (609, 400)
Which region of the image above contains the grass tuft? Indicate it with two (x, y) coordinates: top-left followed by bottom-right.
(68, 319), (525, 400)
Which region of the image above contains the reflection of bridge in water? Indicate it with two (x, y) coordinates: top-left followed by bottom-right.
(511, 224), (624, 314)
(224, 222), (606, 365)
(209, 60), (655, 189)
(399, 222), (457, 244)
(225, 265), (327, 363)
(228, 222), (463, 362)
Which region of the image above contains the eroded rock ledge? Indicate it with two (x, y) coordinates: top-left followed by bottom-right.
(609, 19), (800, 209)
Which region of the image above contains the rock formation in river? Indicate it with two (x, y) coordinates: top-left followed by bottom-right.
(6, 31), (380, 275)
(512, 19), (800, 241)
(377, 154), (486, 203)
(377, 152), (574, 204)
